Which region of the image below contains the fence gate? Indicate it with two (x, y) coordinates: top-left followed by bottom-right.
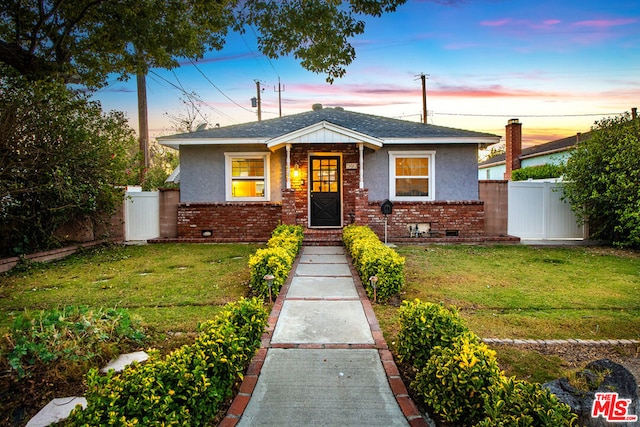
(124, 191), (160, 241)
(508, 181), (585, 240)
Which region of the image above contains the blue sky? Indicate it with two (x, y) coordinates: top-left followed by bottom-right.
(92, 0), (640, 147)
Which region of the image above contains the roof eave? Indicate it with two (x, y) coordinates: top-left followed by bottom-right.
(158, 138), (268, 149)
(384, 136), (500, 148)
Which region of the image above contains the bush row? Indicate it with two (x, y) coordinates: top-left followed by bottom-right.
(342, 225), (405, 302)
(248, 224), (304, 300)
(4, 306), (145, 378)
(398, 299), (577, 426)
(68, 297), (268, 426)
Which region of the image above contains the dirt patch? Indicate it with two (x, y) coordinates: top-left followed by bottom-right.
(499, 342), (640, 385)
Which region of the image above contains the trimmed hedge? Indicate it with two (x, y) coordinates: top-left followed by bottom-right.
(342, 225), (405, 302)
(412, 334), (502, 426)
(396, 299), (473, 370)
(68, 297), (268, 426)
(398, 299), (577, 427)
(477, 377), (577, 426)
(248, 224), (304, 300)
(512, 163), (565, 181)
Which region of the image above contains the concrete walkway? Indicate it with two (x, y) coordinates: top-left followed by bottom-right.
(221, 246), (426, 426)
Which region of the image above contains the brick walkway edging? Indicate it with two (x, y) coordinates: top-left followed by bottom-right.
(220, 250), (429, 427)
(220, 249), (638, 427)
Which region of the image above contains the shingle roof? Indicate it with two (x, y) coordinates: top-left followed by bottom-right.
(478, 131), (592, 167)
(158, 107), (499, 141)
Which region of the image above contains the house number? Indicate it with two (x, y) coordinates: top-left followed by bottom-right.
(346, 163), (358, 170)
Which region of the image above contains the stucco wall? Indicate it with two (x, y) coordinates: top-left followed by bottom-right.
(180, 144), (284, 203)
(364, 144), (480, 201)
(181, 143), (478, 204)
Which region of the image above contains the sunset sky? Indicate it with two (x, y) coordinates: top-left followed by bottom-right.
(92, 0), (640, 148)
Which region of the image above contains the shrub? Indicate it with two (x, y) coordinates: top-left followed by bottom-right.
(475, 377), (577, 426)
(396, 299), (473, 370)
(412, 334), (503, 426)
(248, 225), (303, 300)
(342, 225), (405, 302)
(68, 297), (268, 426)
(4, 306), (145, 378)
(512, 163), (565, 181)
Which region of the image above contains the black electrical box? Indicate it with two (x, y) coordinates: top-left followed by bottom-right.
(380, 199), (393, 215)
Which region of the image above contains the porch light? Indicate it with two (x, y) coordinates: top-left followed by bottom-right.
(369, 276), (379, 303)
(263, 274), (275, 303)
(292, 163), (300, 178)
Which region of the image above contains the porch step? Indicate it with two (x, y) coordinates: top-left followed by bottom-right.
(303, 229), (344, 246)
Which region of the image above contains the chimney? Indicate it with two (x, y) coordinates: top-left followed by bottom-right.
(632, 107), (637, 120)
(504, 118), (522, 180)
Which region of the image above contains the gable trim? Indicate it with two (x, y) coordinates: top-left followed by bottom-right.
(266, 121), (383, 151)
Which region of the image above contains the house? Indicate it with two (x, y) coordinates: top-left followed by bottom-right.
(158, 104), (500, 242)
(478, 119), (591, 180)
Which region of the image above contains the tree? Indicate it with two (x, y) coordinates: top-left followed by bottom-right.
(0, 72), (136, 256)
(0, 0), (406, 87)
(563, 112), (640, 247)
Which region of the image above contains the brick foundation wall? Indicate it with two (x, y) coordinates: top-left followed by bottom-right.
(359, 200), (485, 239)
(177, 203), (282, 241)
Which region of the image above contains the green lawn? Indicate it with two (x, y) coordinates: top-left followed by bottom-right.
(2, 242), (638, 386)
(375, 245), (640, 340)
(0, 243), (260, 333)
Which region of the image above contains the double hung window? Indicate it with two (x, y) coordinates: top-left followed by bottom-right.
(225, 153), (270, 201)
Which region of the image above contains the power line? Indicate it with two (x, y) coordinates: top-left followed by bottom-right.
(432, 112), (625, 118)
(149, 70), (235, 124)
(188, 59), (254, 114)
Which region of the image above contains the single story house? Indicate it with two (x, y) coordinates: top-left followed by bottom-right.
(478, 119), (591, 180)
(158, 104), (500, 242)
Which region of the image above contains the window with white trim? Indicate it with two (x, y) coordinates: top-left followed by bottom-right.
(389, 151), (435, 201)
(224, 152), (270, 201)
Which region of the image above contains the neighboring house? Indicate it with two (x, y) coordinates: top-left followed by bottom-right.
(478, 119), (591, 180)
(158, 104), (500, 242)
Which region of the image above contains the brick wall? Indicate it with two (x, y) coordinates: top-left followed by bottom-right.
(478, 180), (508, 236)
(290, 143), (360, 226)
(177, 203), (281, 241)
(358, 200), (485, 239)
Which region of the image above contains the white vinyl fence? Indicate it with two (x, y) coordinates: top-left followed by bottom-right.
(124, 190), (159, 241)
(508, 181), (585, 240)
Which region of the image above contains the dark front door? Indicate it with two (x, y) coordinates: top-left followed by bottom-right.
(310, 156), (341, 227)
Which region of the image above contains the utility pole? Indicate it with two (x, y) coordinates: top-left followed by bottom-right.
(255, 80), (262, 121)
(136, 71), (149, 181)
(274, 77), (285, 117)
(415, 73), (429, 124)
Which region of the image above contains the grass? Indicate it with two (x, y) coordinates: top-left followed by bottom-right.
(374, 244), (640, 384)
(2, 242), (638, 388)
(377, 244), (640, 340)
(0, 243), (260, 333)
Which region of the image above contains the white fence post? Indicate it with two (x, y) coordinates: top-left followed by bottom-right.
(124, 191), (160, 241)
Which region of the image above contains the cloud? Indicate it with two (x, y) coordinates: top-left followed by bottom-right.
(434, 84), (554, 98)
(572, 18), (637, 29)
(415, 0), (469, 5)
(480, 18), (511, 27)
(100, 87), (135, 93)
